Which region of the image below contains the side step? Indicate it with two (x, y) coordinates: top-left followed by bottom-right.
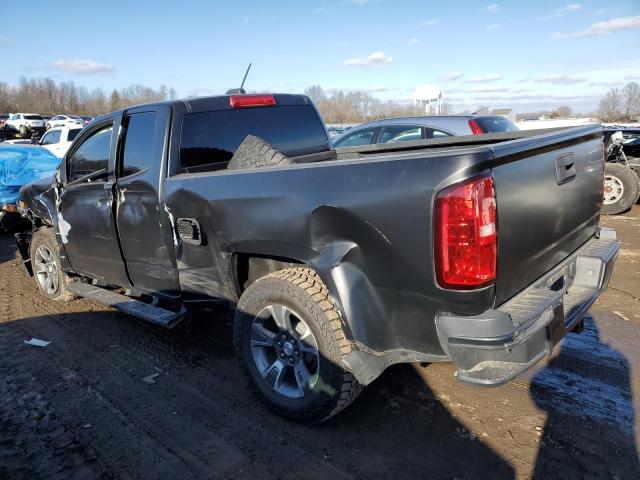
(66, 282), (185, 329)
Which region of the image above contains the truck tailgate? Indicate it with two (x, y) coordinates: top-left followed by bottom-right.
(491, 126), (604, 306)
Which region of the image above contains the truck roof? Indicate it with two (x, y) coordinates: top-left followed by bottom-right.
(102, 94), (312, 118)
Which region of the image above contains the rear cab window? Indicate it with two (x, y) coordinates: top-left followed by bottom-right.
(474, 116), (519, 133)
(179, 105), (329, 172)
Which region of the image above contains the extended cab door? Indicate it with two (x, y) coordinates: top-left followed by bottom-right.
(114, 106), (181, 299)
(58, 119), (131, 287)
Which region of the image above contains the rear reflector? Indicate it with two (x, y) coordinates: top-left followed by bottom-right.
(468, 119), (484, 135)
(434, 175), (497, 289)
(230, 94), (276, 108)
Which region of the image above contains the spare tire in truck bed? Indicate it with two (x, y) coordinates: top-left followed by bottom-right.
(227, 135), (291, 170)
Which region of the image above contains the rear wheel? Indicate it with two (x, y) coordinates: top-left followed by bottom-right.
(602, 163), (640, 215)
(30, 228), (75, 301)
(233, 267), (363, 423)
(19, 125), (28, 138)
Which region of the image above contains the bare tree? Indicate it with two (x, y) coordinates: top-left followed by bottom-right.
(551, 105), (572, 118)
(621, 82), (640, 121)
(0, 77), (177, 116)
(598, 82), (640, 122)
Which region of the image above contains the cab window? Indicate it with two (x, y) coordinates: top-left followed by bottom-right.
(119, 112), (157, 177)
(67, 124), (113, 182)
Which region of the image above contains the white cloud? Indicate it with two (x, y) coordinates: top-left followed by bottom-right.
(561, 4), (582, 12)
(532, 74), (586, 85)
(552, 15), (640, 39)
(483, 4), (500, 13)
(418, 18), (439, 27)
(485, 23), (501, 31)
(440, 72), (464, 81)
(466, 87), (509, 93)
(465, 73), (503, 83)
(408, 37), (420, 45)
(344, 51), (393, 67)
(50, 59), (115, 75)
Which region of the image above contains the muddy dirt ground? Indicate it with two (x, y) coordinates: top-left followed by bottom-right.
(1, 207), (639, 479)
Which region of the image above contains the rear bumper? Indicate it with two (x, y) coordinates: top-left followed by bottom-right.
(436, 227), (619, 386)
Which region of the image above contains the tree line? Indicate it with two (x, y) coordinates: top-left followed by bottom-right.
(1, 77), (638, 123)
(0, 77), (176, 116)
(304, 85), (452, 124)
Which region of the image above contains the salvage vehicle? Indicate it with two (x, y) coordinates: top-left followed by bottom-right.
(0, 145), (60, 232)
(46, 114), (85, 130)
(332, 115), (518, 148)
(4, 113), (46, 139)
(35, 125), (83, 157)
(602, 128), (640, 215)
(16, 93), (619, 422)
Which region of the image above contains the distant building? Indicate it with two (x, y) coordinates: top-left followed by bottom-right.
(490, 108), (516, 122)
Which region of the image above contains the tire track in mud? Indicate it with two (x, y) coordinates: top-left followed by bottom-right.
(1, 256), (352, 479)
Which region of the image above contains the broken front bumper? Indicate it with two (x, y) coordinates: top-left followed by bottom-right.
(436, 227), (619, 386)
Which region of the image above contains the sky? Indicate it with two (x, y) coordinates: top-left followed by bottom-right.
(1, 0), (639, 113)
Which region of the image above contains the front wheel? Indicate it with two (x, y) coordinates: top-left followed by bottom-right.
(30, 228), (75, 301)
(602, 163), (640, 215)
(233, 267), (363, 423)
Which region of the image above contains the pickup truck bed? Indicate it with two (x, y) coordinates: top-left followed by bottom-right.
(16, 94), (618, 422)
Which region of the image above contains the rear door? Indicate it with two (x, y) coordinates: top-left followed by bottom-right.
(115, 105), (180, 299)
(491, 126), (603, 305)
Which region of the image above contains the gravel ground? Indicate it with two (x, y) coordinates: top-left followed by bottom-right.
(0, 207), (639, 479)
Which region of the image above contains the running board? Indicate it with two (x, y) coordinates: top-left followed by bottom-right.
(66, 282), (185, 329)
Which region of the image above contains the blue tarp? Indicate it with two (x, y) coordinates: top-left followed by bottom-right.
(0, 145), (61, 206)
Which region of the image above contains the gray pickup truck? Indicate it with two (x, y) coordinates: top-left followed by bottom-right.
(16, 93), (619, 422)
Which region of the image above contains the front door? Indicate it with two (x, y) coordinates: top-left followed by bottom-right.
(58, 120), (130, 287)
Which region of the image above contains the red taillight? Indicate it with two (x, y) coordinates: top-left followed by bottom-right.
(229, 94), (276, 108)
(468, 119), (484, 135)
(434, 175), (497, 289)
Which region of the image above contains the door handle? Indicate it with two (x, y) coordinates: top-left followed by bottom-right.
(556, 153), (576, 185)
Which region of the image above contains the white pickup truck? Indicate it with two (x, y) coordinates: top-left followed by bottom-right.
(36, 126), (83, 157)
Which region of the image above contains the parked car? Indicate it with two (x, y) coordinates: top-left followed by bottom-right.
(2, 139), (33, 145)
(0, 145), (60, 232)
(17, 93), (618, 423)
(46, 115), (85, 130)
(602, 127), (640, 215)
(80, 115), (94, 125)
(36, 125), (83, 157)
(4, 113), (46, 138)
(332, 115), (519, 147)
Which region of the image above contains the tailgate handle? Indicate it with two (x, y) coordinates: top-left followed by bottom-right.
(555, 153), (576, 185)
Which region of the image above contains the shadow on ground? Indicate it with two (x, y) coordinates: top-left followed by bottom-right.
(531, 315), (640, 479)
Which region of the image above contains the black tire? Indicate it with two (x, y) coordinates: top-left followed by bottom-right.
(30, 228), (75, 301)
(227, 135), (291, 170)
(602, 163), (640, 215)
(233, 267), (363, 423)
